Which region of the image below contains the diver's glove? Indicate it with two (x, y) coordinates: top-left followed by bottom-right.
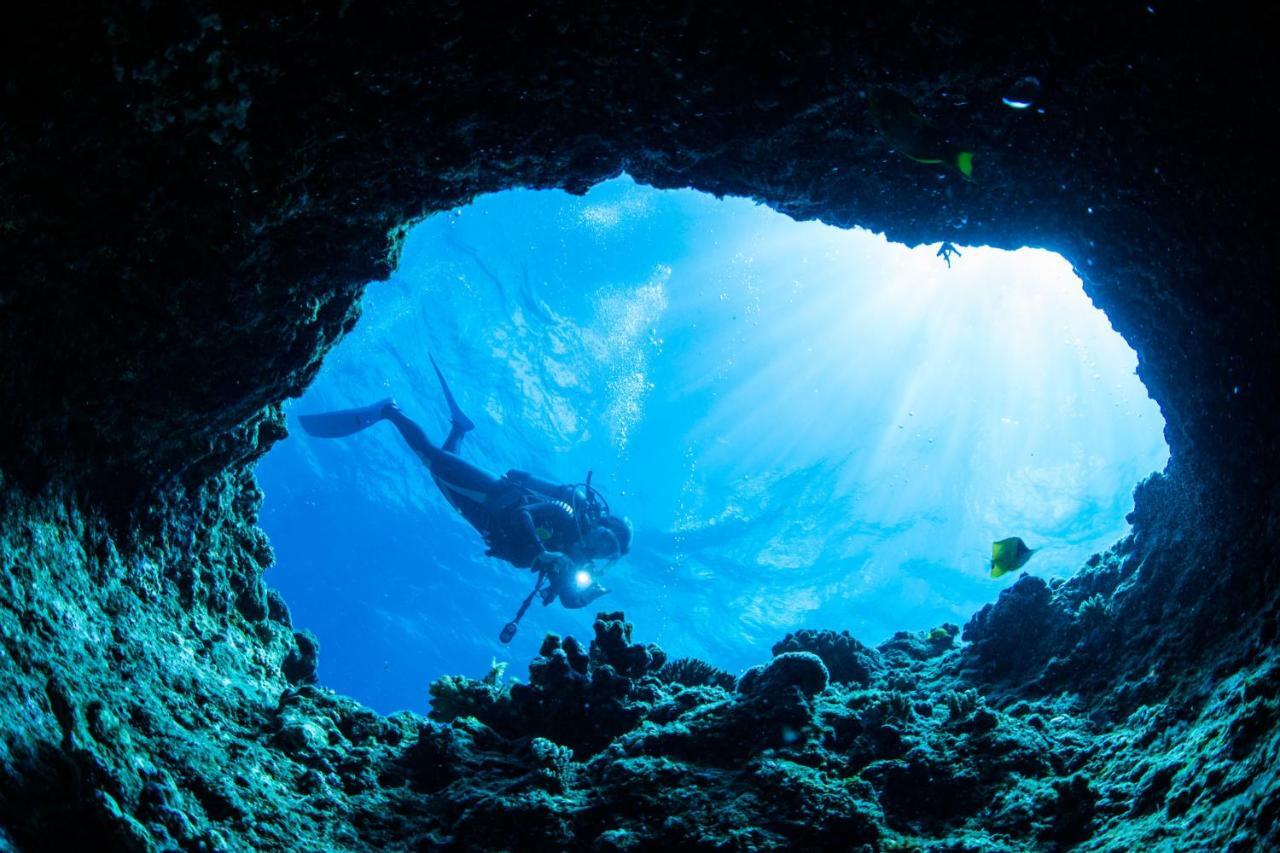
(532, 550), (572, 576)
(533, 551), (572, 605)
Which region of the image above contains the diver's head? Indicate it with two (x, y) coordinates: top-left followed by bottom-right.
(578, 516), (631, 562)
(596, 514), (632, 556)
(579, 526), (620, 563)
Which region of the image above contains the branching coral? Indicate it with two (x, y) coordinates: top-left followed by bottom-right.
(947, 688), (981, 721)
(1076, 593), (1113, 629)
(656, 658), (736, 691)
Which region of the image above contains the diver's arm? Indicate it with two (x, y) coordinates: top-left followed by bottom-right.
(517, 507), (549, 556)
(518, 502), (574, 563)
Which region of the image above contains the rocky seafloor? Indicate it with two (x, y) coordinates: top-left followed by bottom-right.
(3, 467), (1276, 850)
(2, 2), (1278, 850)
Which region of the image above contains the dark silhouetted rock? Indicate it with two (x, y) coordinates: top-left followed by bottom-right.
(773, 629), (881, 685)
(962, 575), (1068, 687)
(740, 651), (830, 698)
(283, 630), (320, 685)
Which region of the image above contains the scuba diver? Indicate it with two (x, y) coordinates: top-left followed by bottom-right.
(297, 356), (631, 643)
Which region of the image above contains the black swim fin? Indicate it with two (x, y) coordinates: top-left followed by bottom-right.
(297, 398), (393, 438)
(429, 354), (475, 433)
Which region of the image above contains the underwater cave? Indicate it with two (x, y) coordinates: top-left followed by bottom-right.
(2, 4), (1277, 851)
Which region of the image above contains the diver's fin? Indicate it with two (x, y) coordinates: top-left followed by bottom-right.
(429, 354), (475, 433)
(297, 398), (393, 438)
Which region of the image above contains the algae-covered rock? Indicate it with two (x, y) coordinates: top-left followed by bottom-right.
(589, 611), (667, 678)
(282, 629), (320, 685)
(425, 612), (667, 758)
(739, 651), (830, 698)
(772, 629), (881, 686)
(961, 575), (1068, 687)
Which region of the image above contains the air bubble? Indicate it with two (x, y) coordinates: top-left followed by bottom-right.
(1002, 76), (1041, 109)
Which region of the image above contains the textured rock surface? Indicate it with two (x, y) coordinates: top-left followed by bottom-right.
(2, 3), (1278, 850)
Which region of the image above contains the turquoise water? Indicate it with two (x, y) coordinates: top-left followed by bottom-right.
(255, 176), (1168, 714)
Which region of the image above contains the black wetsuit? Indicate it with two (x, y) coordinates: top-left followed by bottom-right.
(479, 472), (583, 567)
(383, 406), (582, 567)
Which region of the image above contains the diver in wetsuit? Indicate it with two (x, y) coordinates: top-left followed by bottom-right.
(297, 357), (631, 628)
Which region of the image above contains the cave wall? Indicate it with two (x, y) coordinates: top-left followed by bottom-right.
(2, 2), (1277, 850)
(3, 2), (1275, 505)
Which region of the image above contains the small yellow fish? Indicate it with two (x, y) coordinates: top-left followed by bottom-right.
(991, 537), (1036, 578)
(868, 88), (974, 180)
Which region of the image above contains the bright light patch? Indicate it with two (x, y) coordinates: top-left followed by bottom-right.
(575, 570), (593, 589)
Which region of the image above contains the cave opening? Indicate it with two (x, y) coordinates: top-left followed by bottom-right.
(256, 176), (1168, 714)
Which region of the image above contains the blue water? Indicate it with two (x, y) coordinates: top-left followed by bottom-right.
(255, 176), (1168, 714)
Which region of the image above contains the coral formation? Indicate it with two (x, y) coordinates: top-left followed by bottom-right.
(772, 629), (882, 686)
(656, 658), (737, 691)
(427, 614), (668, 758)
(409, 611), (1083, 847)
(1, 3), (1278, 850)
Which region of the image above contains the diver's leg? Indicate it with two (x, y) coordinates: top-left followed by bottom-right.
(382, 403), (442, 463)
(383, 404), (500, 495)
(429, 450), (502, 495)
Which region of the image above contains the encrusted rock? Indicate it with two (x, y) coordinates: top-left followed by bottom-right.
(772, 629), (881, 686)
(738, 651), (829, 698)
(961, 576), (1067, 685)
(282, 629), (320, 685)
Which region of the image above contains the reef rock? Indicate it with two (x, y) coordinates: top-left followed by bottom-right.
(772, 628), (881, 686)
(738, 651), (830, 698)
(427, 613), (667, 758)
(962, 575), (1065, 685)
